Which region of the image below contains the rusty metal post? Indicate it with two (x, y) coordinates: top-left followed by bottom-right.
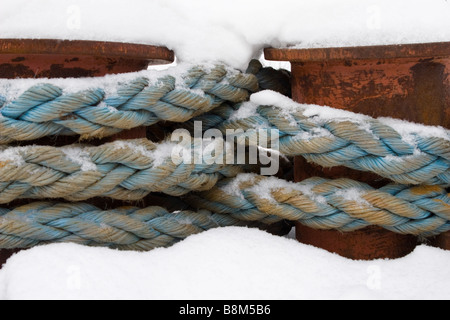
(429, 233), (450, 250)
(0, 39), (174, 78)
(0, 39), (174, 267)
(265, 42), (450, 259)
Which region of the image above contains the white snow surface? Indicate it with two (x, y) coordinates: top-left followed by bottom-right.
(0, 227), (449, 300)
(2, 0), (450, 69)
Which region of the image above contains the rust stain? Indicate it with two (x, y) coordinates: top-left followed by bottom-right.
(119, 206), (136, 210)
(296, 223), (417, 260)
(291, 57), (450, 126)
(433, 199), (450, 209)
(0, 39), (174, 79)
(410, 185), (444, 195)
(269, 43), (450, 257)
(59, 113), (78, 121)
(289, 47), (450, 190)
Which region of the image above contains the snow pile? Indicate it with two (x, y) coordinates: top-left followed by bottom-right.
(0, 227), (448, 300)
(1, 0), (450, 69)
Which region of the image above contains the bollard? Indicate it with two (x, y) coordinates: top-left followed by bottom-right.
(0, 39), (174, 78)
(296, 224), (417, 261)
(265, 42), (450, 259)
(0, 39), (174, 267)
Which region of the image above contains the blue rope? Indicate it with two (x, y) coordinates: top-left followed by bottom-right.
(0, 65), (258, 143)
(188, 96), (450, 186)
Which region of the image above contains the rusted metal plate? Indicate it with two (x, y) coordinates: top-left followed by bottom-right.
(265, 42), (450, 128)
(429, 231), (450, 250)
(266, 42), (450, 258)
(296, 224), (418, 260)
(288, 58), (450, 128)
(107, 127), (149, 141)
(0, 249), (20, 268)
(265, 42), (450, 62)
(0, 39), (174, 78)
(0, 39), (173, 267)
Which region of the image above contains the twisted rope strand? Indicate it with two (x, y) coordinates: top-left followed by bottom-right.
(185, 174), (450, 237)
(0, 65), (258, 143)
(211, 91), (450, 185)
(0, 202), (249, 250)
(0, 137), (241, 203)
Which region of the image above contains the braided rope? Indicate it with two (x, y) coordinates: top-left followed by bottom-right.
(185, 174), (450, 237)
(208, 92), (450, 186)
(179, 61), (291, 133)
(0, 64), (258, 143)
(0, 202), (250, 250)
(0, 138), (241, 203)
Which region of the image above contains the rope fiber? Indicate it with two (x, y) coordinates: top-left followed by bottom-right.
(185, 174), (450, 237)
(0, 65), (258, 143)
(0, 138), (241, 202)
(206, 97), (450, 186)
(0, 59), (449, 252)
(0, 202), (251, 250)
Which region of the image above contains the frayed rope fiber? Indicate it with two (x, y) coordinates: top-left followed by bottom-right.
(185, 174), (450, 237)
(0, 64), (258, 143)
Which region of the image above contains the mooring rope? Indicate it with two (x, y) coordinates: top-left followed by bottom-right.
(185, 174), (450, 237)
(0, 138), (241, 202)
(208, 91), (450, 186)
(0, 59), (449, 252)
(0, 202), (252, 250)
(0, 64), (258, 143)
(0, 102), (449, 203)
(0, 173), (447, 252)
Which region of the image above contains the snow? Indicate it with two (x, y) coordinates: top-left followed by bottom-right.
(2, 0), (450, 69)
(292, 128), (333, 141)
(229, 102), (259, 121)
(251, 90), (372, 124)
(230, 174), (328, 205)
(379, 117), (450, 142)
(335, 188), (371, 207)
(112, 140), (180, 168)
(61, 147), (97, 172)
(1, 0), (449, 301)
(0, 146), (25, 167)
(220, 173), (257, 199)
(0, 227), (449, 300)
